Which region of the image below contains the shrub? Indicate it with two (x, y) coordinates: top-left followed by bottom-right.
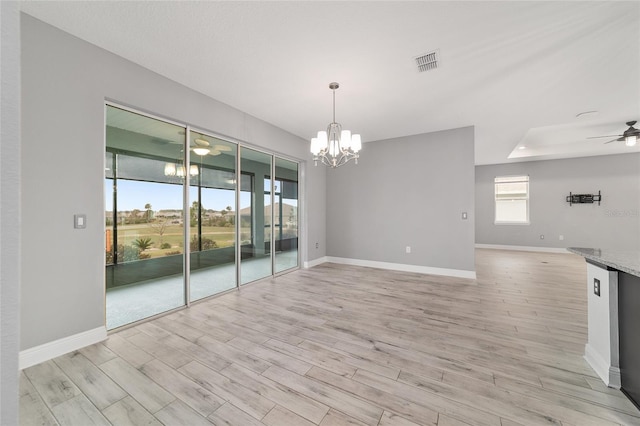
(105, 244), (143, 264)
(160, 242), (172, 249)
(190, 235), (218, 251)
(165, 250), (181, 256)
(132, 237), (153, 252)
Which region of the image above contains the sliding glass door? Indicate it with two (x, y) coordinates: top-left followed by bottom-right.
(105, 104), (301, 330)
(188, 131), (237, 301)
(105, 105), (186, 329)
(240, 147), (273, 285)
(275, 158), (299, 273)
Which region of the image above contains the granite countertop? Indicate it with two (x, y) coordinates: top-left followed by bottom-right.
(568, 247), (640, 278)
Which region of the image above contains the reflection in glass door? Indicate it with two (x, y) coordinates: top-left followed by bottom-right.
(105, 105), (186, 329)
(240, 147), (273, 285)
(275, 158), (299, 273)
(188, 131), (238, 301)
(105, 104), (301, 330)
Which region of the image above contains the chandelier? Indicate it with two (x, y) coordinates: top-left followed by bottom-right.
(310, 82), (362, 168)
(164, 162), (198, 178)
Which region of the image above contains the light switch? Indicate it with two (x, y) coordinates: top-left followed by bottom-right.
(594, 278), (600, 297)
(74, 214), (86, 229)
(462, 212), (468, 220)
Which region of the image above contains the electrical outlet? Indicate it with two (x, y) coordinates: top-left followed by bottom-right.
(315, 242), (319, 249)
(406, 246), (411, 254)
(594, 278), (600, 297)
(559, 235), (564, 241)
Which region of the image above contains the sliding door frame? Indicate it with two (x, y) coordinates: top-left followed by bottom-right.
(104, 101), (302, 330)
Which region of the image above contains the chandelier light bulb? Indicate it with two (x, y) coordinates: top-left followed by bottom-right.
(317, 131), (328, 150)
(164, 162), (177, 176)
(341, 130), (352, 149)
(310, 138), (320, 155)
(351, 134), (362, 152)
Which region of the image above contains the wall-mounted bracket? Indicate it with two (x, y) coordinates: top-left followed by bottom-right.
(566, 191), (601, 206)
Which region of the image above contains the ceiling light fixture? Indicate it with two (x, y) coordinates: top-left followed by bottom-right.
(193, 147), (210, 156)
(310, 82), (362, 168)
(625, 135), (638, 147)
(193, 138), (211, 156)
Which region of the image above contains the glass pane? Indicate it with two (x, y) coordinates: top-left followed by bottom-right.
(189, 131), (237, 301)
(105, 105), (186, 330)
(264, 179), (272, 243)
(240, 147), (272, 284)
(495, 181), (528, 199)
(495, 175), (529, 184)
(275, 157), (298, 273)
(495, 199), (528, 222)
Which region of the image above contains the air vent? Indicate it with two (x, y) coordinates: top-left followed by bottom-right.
(415, 50), (439, 72)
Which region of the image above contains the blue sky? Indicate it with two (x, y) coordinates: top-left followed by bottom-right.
(105, 180), (236, 211)
(105, 179), (297, 212)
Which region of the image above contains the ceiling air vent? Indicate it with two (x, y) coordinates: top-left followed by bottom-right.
(415, 50), (439, 72)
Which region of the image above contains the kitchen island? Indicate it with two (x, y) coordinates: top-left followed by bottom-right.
(568, 247), (640, 410)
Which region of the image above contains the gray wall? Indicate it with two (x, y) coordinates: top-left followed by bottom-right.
(326, 127), (475, 273)
(476, 153), (640, 250)
(1, 2), (21, 424)
(20, 14), (326, 350)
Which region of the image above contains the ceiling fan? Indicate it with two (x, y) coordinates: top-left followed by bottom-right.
(192, 137), (233, 156)
(589, 121), (639, 147)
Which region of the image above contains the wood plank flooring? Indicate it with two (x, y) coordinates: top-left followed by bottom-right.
(20, 249), (640, 425)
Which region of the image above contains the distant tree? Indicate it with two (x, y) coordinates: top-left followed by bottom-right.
(190, 201), (203, 227)
(129, 209), (141, 224)
(144, 203), (153, 222)
(148, 218), (169, 246)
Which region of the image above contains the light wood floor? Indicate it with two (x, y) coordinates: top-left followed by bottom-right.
(20, 249), (640, 425)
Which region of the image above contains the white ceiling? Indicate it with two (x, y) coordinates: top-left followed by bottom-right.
(21, 1), (640, 165)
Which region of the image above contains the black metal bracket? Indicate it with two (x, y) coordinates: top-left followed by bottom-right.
(566, 190), (601, 206)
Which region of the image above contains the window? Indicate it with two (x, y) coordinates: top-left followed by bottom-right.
(495, 175), (529, 224)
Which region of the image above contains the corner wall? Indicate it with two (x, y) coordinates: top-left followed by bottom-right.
(476, 153), (640, 250)
(20, 14), (326, 354)
(1, 2), (21, 423)
(326, 126), (476, 276)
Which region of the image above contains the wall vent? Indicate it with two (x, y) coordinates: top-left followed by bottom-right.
(415, 50), (439, 72)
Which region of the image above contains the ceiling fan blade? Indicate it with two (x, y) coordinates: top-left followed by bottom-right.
(588, 135), (621, 139)
(604, 138), (622, 144)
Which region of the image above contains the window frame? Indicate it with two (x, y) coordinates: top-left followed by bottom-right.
(494, 175), (530, 225)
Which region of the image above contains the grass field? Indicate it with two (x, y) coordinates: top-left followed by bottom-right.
(108, 224), (246, 259)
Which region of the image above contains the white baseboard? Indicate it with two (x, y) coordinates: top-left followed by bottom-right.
(325, 256), (476, 280)
(304, 256), (328, 269)
(608, 366), (621, 389)
(584, 343), (620, 389)
(20, 326), (107, 370)
(475, 244), (568, 254)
